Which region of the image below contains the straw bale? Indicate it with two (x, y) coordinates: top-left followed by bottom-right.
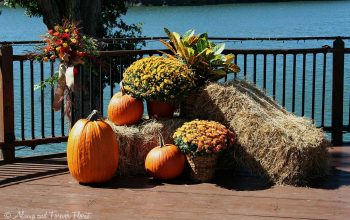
(181, 80), (329, 185)
(106, 119), (187, 175)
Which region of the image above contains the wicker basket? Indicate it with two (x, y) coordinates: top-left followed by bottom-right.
(186, 154), (218, 182)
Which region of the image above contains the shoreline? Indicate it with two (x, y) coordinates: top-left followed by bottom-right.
(125, 0), (331, 7)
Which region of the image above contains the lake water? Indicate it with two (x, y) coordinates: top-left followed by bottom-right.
(0, 1), (349, 156)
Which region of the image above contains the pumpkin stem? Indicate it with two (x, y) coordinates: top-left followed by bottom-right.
(120, 80), (126, 95)
(86, 110), (103, 121)
(158, 131), (165, 148)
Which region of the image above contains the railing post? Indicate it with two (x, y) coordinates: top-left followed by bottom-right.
(0, 45), (15, 162)
(332, 37), (345, 146)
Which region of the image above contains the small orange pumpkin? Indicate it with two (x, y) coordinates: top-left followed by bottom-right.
(108, 92), (144, 125)
(67, 110), (119, 183)
(145, 133), (185, 180)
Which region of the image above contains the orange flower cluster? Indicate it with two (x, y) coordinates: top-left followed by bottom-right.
(173, 120), (235, 156)
(38, 20), (97, 63)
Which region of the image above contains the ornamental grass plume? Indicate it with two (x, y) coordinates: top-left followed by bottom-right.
(122, 56), (196, 102)
(173, 119), (235, 156)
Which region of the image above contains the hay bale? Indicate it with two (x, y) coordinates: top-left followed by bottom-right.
(181, 80), (329, 185)
(107, 119), (187, 175)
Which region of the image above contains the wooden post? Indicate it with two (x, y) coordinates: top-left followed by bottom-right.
(0, 45), (15, 162)
(332, 37), (345, 146)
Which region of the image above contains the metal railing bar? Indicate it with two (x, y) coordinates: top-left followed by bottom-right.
(273, 54), (277, 99)
(234, 54), (237, 80)
(302, 53), (306, 116)
(282, 54), (286, 107)
(109, 57), (113, 98)
(263, 53), (267, 90)
(243, 53), (247, 80)
(321, 52), (327, 127)
(80, 65), (84, 119)
(40, 61), (45, 138)
(292, 54), (296, 113)
(312, 53), (317, 120)
(13, 136), (68, 147)
(50, 61), (55, 137)
(30, 60), (35, 139)
(99, 64), (103, 114)
(20, 61), (24, 140)
(60, 100), (64, 137)
(2, 36), (350, 46)
(253, 54), (257, 84)
(119, 56), (123, 85)
(89, 64), (93, 111)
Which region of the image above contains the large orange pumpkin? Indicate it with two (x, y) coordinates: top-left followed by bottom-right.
(145, 133), (185, 180)
(67, 110), (119, 183)
(108, 92), (144, 125)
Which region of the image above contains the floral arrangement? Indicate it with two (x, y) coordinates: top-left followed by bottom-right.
(37, 20), (98, 64)
(122, 56), (196, 102)
(173, 119), (236, 156)
(34, 20), (99, 114)
(161, 28), (240, 85)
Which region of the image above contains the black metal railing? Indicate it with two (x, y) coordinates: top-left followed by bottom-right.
(0, 36), (349, 162)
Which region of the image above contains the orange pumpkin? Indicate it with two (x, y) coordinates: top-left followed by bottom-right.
(67, 110), (119, 183)
(145, 133), (185, 180)
(108, 92), (144, 125)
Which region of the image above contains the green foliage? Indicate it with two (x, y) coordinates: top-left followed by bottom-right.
(161, 28), (240, 85)
(4, 0), (41, 17)
(3, 0), (143, 40)
(34, 72), (58, 91)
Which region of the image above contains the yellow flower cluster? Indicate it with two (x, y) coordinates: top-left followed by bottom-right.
(173, 119), (236, 155)
(122, 56), (196, 102)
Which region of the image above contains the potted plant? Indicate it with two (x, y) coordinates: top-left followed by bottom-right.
(160, 28), (240, 86)
(173, 119), (236, 182)
(122, 56), (196, 119)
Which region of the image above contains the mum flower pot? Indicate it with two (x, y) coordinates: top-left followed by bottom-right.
(147, 100), (175, 119)
(186, 154), (218, 183)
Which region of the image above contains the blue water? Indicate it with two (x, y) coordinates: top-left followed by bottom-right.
(0, 1), (350, 157)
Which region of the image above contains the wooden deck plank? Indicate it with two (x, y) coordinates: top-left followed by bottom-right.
(0, 147), (349, 219)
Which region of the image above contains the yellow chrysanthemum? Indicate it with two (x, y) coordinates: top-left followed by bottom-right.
(122, 56), (195, 102)
(173, 119), (236, 155)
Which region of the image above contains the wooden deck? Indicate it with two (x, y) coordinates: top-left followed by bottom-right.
(0, 146), (349, 220)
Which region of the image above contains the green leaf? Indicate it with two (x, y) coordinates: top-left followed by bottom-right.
(34, 73), (59, 91)
(183, 29), (195, 39)
(187, 47), (195, 56)
(211, 69), (227, 76)
(199, 33), (208, 40)
(194, 38), (208, 53)
(164, 27), (172, 37)
(210, 55), (225, 65)
(227, 63), (241, 73)
(213, 43), (225, 55)
(225, 54), (235, 64)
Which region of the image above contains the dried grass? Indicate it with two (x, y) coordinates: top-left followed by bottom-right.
(181, 80), (330, 185)
(106, 119), (186, 175)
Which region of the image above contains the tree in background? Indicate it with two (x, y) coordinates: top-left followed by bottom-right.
(3, 0), (142, 39)
(3, 0), (143, 119)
